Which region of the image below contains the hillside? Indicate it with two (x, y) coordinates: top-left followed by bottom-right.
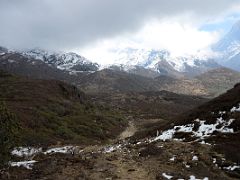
(91, 91), (207, 120)
(1, 51), (240, 100)
(149, 83), (240, 177)
(78, 69), (158, 93)
(5, 82), (239, 180)
(0, 52), (73, 81)
(77, 69), (208, 96)
(154, 75), (208, 96)
(0, 71), (126, 146)
(196, 67), (240, 97)
(77, 68), (240, 98)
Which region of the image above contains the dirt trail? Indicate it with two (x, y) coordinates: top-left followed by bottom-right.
(118, 118), (164, 140)
(4, 119), (239, 180)
(7, 140), (236, 180)
(119, 121), (137, 140)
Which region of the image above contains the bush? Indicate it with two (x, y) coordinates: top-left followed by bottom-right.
(0, 102), (19, 168)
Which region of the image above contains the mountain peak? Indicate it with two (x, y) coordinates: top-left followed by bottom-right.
(228, 20), (240, 40)
(212, 20), (240, 71)
(0, 46), (8, 54)
(20, 48), (99, 73)
(109, 47), (219, 77)
(213, 20), (240, 52)
(231, 19), (240, 31)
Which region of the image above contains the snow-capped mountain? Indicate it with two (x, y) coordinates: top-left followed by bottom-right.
(0, 46), (8, 55)
(214, 20), (240, 52)
(111, 48), (169, 69)
(109, 20), (240, 76)
(20, 48), (99, 74)
(213, 20), (240, 71)
(108, 48), (219, 77)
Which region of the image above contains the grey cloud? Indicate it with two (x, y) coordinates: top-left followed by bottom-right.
(0, 0), (239, 50)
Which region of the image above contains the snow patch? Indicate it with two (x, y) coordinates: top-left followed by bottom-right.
(213, 158), (217, 164)
(189, 175), (208, 180)
(192, 118), (234, 138)
(154, 124), (194, 141)
(231, 104), (240, 112)
(104, 144), (122, 153)
(154, 116), (235, 142)
(11, 147), (42, 157)
(12, 146), (81, 158)
(194, 117), (235, 137)
(162, 173), (173, 179)
(199, 141), (211, 145)
(7, 59), (16, 63)
(10, 160), (37, 170)
(155, 129), (175, 141)
(218, 111), (226, 115)
(192, 155), (198, 161)
(44, 146), (75, 154)
(223, 165), (240, 171)
(169, 156), (176, 161)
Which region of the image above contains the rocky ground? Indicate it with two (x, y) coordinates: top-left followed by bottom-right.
(2, 120), (240, 180)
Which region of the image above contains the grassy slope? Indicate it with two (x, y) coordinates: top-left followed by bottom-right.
(196, 67), (240, 97)
(141, 83), (240, 164)
(90, 91), (207, 120)
(174, 83), (240, 163)
(0, 71), (126, 146)
(78, 69), (156, 94)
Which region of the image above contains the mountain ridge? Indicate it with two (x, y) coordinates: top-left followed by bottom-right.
(107, 48), (220, 78)
(0, 70), (126, 146)
(20, 48), (100, 73)
(213, 20), (240, 71)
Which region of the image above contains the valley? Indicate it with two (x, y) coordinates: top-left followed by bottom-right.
(1, 12), (240, 180)
(4, 137), (236, 179)
(4, 90), (240, 179)
(0, 68), (240, 179)
(1, 40), (240, 179)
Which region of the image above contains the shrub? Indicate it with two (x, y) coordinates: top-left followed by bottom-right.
(0, 102), (19, 168)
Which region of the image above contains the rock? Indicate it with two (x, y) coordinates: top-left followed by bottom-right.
(139, 144), (162, 157)
(128, 169), (136, 172)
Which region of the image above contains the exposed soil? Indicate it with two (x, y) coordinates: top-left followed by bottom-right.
(119, 121), (137, 140)
(0, 71), (127, 146)
(2, 119), (240, 180)
(4, 139), (239, 180)
(2, 78), (240, 179)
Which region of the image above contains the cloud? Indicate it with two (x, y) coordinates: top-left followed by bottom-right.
(136, 21), (220, 55)
(80, 20), (220, 64)
(0, 0), (240, 51)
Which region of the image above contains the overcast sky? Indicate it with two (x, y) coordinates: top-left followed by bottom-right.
(1, 0), (240, 64)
